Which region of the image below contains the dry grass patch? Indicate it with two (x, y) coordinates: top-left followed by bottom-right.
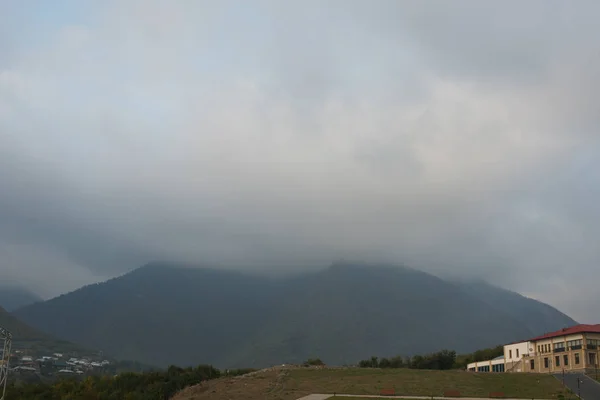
(285, 368), (565, 398)
(171, 367), (568, 400)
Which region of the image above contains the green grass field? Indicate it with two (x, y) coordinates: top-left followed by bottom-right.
(284, 368), (567, 399)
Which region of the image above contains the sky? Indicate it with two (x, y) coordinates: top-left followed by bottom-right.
(1, 0), (599, 322)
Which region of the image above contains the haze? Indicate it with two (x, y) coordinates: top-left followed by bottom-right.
(1, 0), (599, 322)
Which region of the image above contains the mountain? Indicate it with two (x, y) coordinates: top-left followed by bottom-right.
(455, 280), (576, 337)
(14, 262), (578, 368)
(0, 306), (52, 341)
(0, 306), (88, 356)
(0, 286), (42, 311)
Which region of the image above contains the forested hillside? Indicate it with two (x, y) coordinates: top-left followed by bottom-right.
(15, 262), (577, 368)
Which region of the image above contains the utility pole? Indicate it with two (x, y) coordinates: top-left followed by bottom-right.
(0, 327), (12, 400)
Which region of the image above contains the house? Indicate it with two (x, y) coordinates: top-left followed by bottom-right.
(468, 324), (600, 374)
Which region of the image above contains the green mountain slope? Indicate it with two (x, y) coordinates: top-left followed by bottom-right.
(455, 280), (577, 337)
(0, 306), (50, 341)
(0, 286), (42, 311)
(0, 306), (87, 355)
(14, 262), (577, 368)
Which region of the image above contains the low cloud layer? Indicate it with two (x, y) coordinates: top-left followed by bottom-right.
(1, 0), (599, 321)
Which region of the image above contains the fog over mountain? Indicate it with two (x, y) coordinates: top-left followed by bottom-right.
(1, 1), (600, 321)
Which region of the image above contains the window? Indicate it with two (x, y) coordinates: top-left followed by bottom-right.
(509, 350), (512, 358)
(575, 353), (580, 365)
(589, 353), (597, 366)
(537, 345), (541, 353)
(564, 355), (569, 366)
(568, 339), (583, 350)
(516, 349), (519, 357)
(553, 342), (566, 352)
(555, 356), (560, 367)
(544, 358), (549, 368)
(530, 360), (535, 370)
(587, 339), (599, 350)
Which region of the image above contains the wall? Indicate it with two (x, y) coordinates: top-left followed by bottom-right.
(527, 334), (587, 373)
(467, 357), (505, 373)
(503, 341), (530, 372)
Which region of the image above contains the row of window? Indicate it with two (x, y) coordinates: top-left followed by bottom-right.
(537, 339), (592, 354)
(568, 339), (583, 348)
(473, 364), (505, 373)
(508, 349), (519, 359)
(536, 352), (600, 369)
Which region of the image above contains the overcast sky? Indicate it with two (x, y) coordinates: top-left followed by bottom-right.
(1, 0), (599, 321)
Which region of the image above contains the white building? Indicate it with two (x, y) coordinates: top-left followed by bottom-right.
(503, 341), (533, 372)
(468, 355), (506, 372)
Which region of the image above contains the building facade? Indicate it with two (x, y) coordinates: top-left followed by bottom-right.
(468, 324), (600, 374)
(522, 325), (600, 374)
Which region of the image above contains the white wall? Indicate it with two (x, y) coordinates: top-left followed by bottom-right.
(504, 341), (530, 362)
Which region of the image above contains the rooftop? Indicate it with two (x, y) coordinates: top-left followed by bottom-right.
(528, 324), (600, 342)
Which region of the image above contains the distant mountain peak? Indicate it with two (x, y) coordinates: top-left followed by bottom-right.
(14, 262), (577, 369)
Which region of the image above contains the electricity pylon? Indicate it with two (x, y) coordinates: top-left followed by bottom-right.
(0, 327), (11, 400)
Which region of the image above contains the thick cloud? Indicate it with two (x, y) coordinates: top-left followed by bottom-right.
(1, 1), (599, 321)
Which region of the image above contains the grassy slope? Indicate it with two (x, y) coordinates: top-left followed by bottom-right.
(172, 367), (567, 400)
(286, 369), (563, 398)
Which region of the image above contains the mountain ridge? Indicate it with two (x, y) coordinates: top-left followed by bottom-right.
(14, 262), (577, 368)
(0, 286), (42, 312)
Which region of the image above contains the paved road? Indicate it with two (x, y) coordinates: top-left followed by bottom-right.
(555, 373), (600, 400)
(296, 395), (552, 400)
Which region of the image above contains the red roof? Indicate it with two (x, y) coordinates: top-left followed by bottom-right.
(528, 324), (600, 342)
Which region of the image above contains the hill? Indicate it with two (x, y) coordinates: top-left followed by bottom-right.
(172, 367), (566, 400)
(0, 306), (50, 341)
(14, 262), (577, 368)
(0, 306), (87, 355)
(0, 286), (42, 311)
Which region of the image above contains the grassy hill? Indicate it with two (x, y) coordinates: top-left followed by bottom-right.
(172, 367), (568, 400)
(14, 262), (577, 368)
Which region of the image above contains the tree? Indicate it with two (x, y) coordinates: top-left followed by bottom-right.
(303, 358), (325, 367)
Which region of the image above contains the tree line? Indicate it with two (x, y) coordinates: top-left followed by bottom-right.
(358, 349), (457, 370)
(358, 345), (503, 370)
(6, 365), (255, 400)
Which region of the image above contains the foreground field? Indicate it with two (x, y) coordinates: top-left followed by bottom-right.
(171, 367), (567, 400)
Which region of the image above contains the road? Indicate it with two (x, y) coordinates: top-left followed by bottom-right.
(295, 395), (553, 400)
(555, 373), (600, 399)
